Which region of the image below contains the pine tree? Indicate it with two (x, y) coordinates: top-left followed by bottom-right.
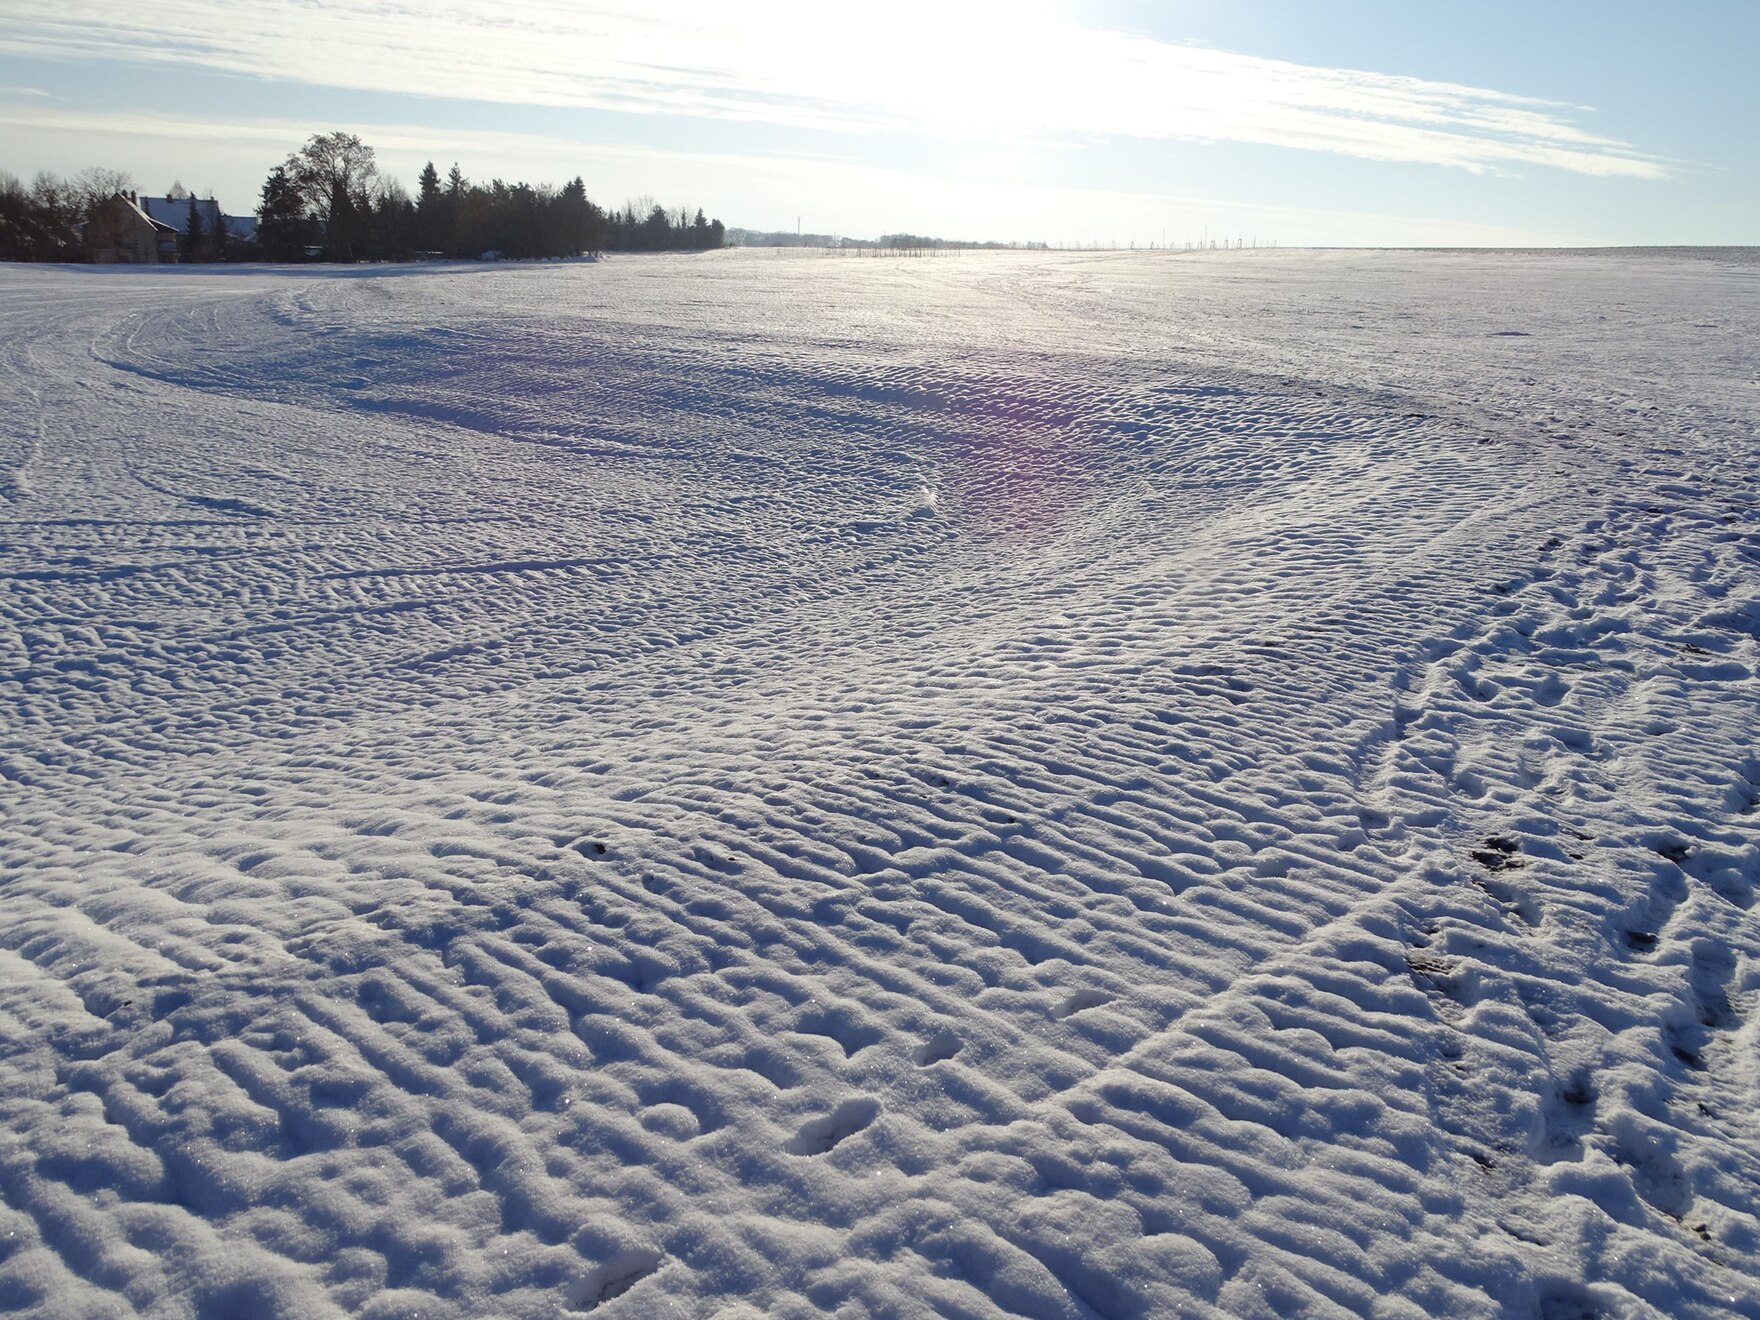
(445, 165), (467, 257)
(182, 196), (205, 262)
(416, 161), (442, 254)
(324, 177), (356, 262)
(558, 177), (593, 255)
(256, 166), (309, 262)
(208, 196), (229, 262)
(642, 203), (670, 251)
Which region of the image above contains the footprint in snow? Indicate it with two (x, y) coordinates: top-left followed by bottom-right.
(1649, 838), (1691, 867)
(566, 1248), (663, 1313)
(1688, 939), (1738, 1031)
(787, 1097), (881, 1156)
(912, 1030), (962, 1065)
(1055, 989), (1112, 1019)
(1470, 836), (1524, 872)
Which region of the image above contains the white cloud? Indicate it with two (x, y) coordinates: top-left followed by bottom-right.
(0, 0), (1664, 178)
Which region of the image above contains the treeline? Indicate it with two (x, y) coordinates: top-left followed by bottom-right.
(0, 167), (130, 261)
(1, 131), (727, 263)
(259, 132), (723, 261)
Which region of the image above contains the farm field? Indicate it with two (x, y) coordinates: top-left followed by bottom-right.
(2, 247), (1759, 1318)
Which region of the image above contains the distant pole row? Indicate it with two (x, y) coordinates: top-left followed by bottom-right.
(785, 239), (1282, 256)
(755, 231), (1282, 254)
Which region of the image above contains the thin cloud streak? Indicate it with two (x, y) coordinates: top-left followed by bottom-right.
(1, 0), (1665, 179)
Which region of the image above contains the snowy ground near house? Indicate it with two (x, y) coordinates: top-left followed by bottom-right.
(1, 246), (1758, 1319)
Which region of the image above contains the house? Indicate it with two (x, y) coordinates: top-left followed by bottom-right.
(137, 195), (260, 257)
(85, 191), (179, 263)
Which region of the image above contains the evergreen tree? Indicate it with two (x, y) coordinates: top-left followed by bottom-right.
(445, 164), (467, 257)
(416, 161), (442, 254)
(587, 197), (608, 254)
(368, 181), (419, 261)
(0, 171), (55, 261)
(558, 177), (592, 255)
(256, 166), (309, 262)
(641, 203), (671, 251)
(182, 196), (205, 261)
(324, 177), (357, 261)
(208, 196), (229, 262)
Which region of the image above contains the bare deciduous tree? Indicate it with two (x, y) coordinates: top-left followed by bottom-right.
(284, 132), (378, 223)
(71, 166), (131, 214)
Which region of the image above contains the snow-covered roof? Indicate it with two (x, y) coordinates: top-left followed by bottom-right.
(139, 196), (221, 233)
(135, 196), (255, 242)
(111, 193), (178, 234)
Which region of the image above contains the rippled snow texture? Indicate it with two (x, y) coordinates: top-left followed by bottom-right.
(2, 248), (1759, 1318)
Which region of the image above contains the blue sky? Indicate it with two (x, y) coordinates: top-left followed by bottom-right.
(1, 0), (1754, 246)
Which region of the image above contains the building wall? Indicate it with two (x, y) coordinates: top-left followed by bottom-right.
(87, 197), (166, 264)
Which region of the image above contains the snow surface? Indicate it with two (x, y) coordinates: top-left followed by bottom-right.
(1, 247), (1759, 1318)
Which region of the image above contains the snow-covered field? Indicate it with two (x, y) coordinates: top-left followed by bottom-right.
(2, 246), (1758, 1319)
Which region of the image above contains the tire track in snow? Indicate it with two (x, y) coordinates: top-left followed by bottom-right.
(3, 252), (1758, 1318)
